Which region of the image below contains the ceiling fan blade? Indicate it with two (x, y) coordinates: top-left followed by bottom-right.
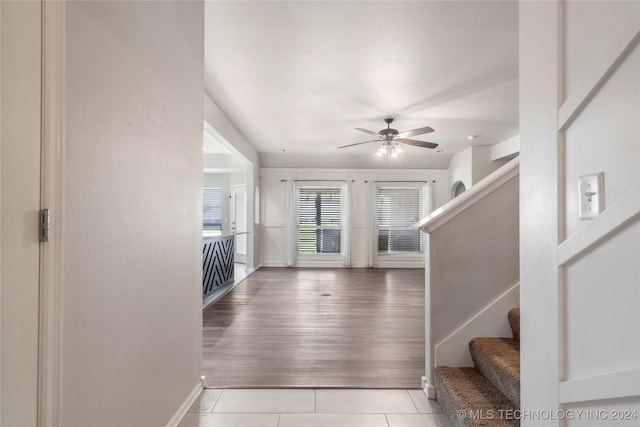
(397, 138), (438, 149)
(355, 128), (381, 137)
(337, 140), (381, 149)
(397, 126), (435, 138)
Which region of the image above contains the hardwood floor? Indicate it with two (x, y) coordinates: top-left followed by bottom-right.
(202, 267), (425, 388)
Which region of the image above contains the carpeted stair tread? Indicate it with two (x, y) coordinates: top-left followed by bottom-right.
(434, 367), (519, 427)
(508, 308), (520, 342)
(469, 338), (520, 406)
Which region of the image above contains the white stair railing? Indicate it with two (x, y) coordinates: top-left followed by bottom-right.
(416, 157), (520, 398)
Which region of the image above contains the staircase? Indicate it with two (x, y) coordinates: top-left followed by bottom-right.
(434, 308), (520, 427)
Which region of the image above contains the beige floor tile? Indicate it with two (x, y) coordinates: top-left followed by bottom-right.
(386, 413), (454, 427)
(316, 389), (418, 414)
(178, 413), (279, 427)
(187, 389), (223, 413)
(212, 389), (315, 413)
(278, 413), (389, 427)
(407, 389), (443, 413)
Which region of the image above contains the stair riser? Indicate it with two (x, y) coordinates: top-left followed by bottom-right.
(469, 338), (520, 407)
(508, 308), (520, 342)
(434, 367), (519, 427)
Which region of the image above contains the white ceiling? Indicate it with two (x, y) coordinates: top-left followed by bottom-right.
(204, 1), (519, 169)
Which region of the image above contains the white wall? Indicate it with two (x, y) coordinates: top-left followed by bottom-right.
(448, 146), (472, 194)
(561, 1), (640, 423)
(63, 2), (204, 426)
(520, 1), (639, 425)
(204, 173), (230, 233)
(491, 135), (520, 161)
(429, 177), (519, 345)
(471, 146), (508, 185)
(448, 145), (508, 197)
(261, 168), (449, 268)
(203, 152), (245, 171)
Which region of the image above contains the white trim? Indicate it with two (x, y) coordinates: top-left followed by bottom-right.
(263, 222), (285, 228)
(421, 377), (436, 400)
(416, 157), (519, 233)
(423, 237), (433, 399)
(558, 186), (640, 266)
(262, 261), (287, 267)
(559, 367), (640, 404)
(296, 258), (343, 268)
(375, 260), (424, 269)
(165, 378), (204, 427)
(434, 283), (520, 369)
(558, 7), (640, 131)
(39, 2), (65, 426)
(0, 2), (3, 421)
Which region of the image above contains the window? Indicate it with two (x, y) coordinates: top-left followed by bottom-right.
(203, 187), (222, 230)
(377, 187), (423, 253)
(297, 187), (341, 254)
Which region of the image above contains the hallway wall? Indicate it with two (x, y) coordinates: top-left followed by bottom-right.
(62, 2), (204, 426)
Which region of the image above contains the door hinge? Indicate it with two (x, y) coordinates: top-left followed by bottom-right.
(40, 209), (50, 243)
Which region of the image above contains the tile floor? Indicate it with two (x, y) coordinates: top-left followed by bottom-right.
(178, 388), (453, 427)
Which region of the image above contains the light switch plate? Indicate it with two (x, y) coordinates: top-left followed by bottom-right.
(578, 172), (603, 220)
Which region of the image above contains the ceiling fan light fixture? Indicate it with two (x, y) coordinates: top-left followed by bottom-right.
(340, 118), (438, 155)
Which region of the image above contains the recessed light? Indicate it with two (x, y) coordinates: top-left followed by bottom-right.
(436, 149), (446, 153)
(467, 135), (480, 141)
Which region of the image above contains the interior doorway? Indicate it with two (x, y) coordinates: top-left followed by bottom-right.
(202, 123), (255, 299)
(230, 184), (247, 264)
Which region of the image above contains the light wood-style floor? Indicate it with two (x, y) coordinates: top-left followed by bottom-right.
(202, 268), (425, 388)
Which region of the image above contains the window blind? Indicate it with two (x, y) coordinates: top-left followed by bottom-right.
(297, 187), (341, 254)
(203, 187), (222, 230)
(376, 187), (423, 253)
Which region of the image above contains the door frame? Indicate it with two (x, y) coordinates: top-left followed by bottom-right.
(230, 183), (247, 264)
(38, 2), (65, 426)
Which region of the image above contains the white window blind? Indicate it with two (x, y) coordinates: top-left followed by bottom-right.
(297, 187), (341, 254)
(377, 187), (423, 253)
(203, 187), (222, 230)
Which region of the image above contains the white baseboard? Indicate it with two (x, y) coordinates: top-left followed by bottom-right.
(166, 377), (204, 427)
(434, 282), (520, 368)
(263, 260), (286, 267)
(422, 376), (436, 400)
(261, 262), (424, 269)
(376, 261), (424, 268)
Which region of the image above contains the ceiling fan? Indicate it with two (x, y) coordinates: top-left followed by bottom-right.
(337, 118), (438, 155)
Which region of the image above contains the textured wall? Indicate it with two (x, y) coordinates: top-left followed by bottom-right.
(62, 2), (204, 426)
